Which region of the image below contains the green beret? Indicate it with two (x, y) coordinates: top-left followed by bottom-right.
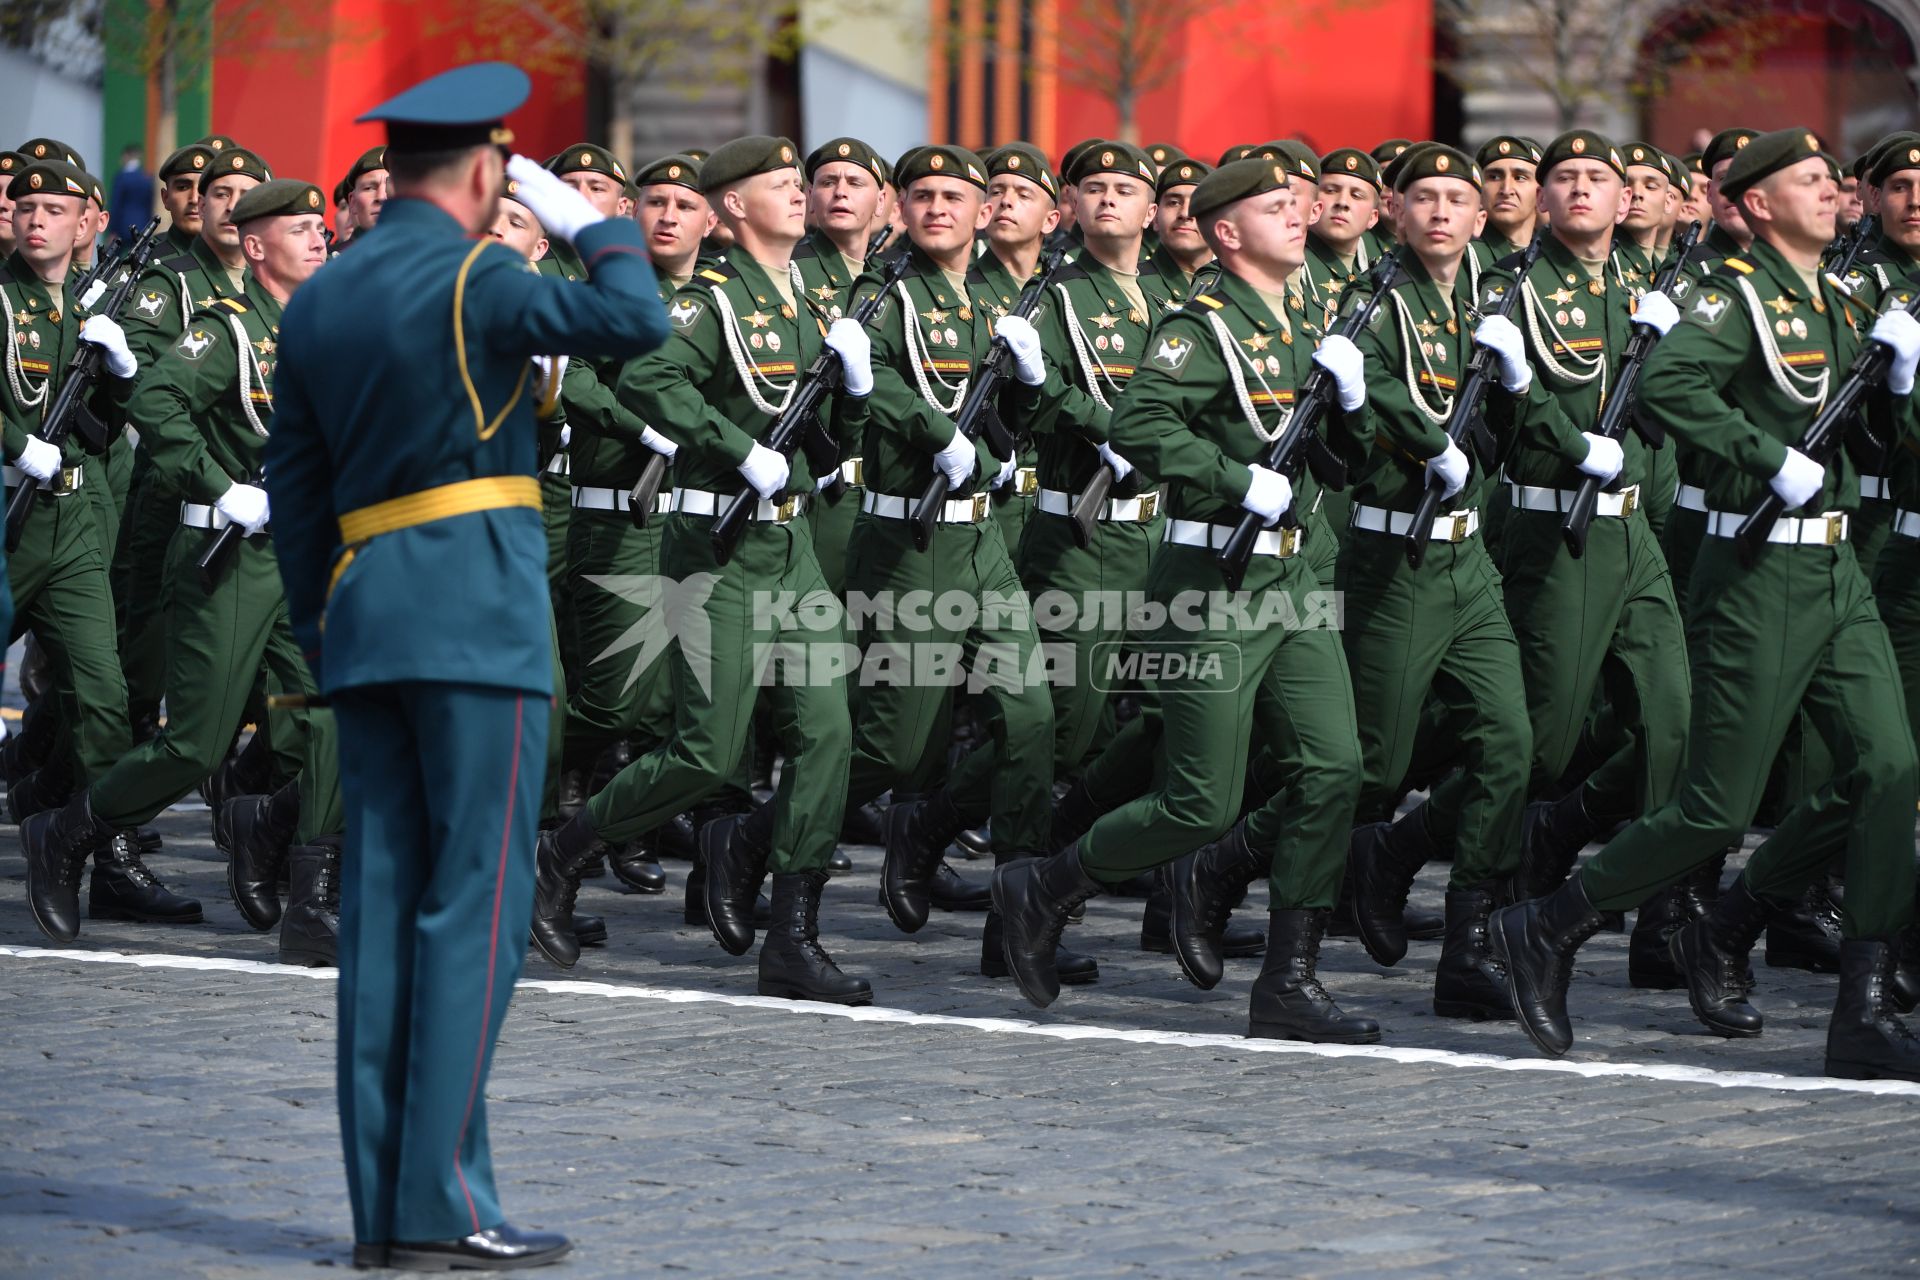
(1620, 142), (1673, 181)
(1189, 157), (1293, 220)
(1393, 144), (1481, 193)
(78, 170), (106, 206)
(232, 178), (328, 224)
(1380, 141), (1438, 190)
(157, 144), (213, 182)
(1066, 140), (1154, 186)
(1702, 127), (1758, 173)
(1370, 138), (1414, 165)
(0, 151), (20, 183)
(1059, 139), (1105, 182)
(200, 147), (273, 191)
(5, 160), (91, 203)
(547, 143), (629, 186)
(634, 153), (702, 192)
(1720, 126), (1827, 201)
(1217, 142), (1283, 167)
(196, 135), (241, 156)
(1265, 140), (1321, 182)
(332, 178), (350, 206)
(1154, 157), (1211, 197)
(1145, 142), (1186, 171)
(698, 135), (800, 193)
(15, 137), (85, 169)
(896, 144), (988, 192)
(805, 137), (886, 184)
(1538, 129), (1624, 180)
(1868, 134), (1920, 186)
(1320, 148), (1381, 188)
(684, 147), (712, 164)
(1681, 151), (1705, 176)
(1475, 135), (1541, 169)
(985, 142), (1058, 199)
(343, 146), (388, 190)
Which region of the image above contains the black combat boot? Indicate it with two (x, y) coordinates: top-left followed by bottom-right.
(90, 831), (203, 924)
(609, 832), (666, 895)
(757, 871), (873, 1005)
(928, 859), (991, 911)
(6, 759), (74, 824)
(529, 812), (604, 969)
(839, 798), (887, 847)
(1488, 874), (1608, 1056)
(656, 810), (698, 860)
(703, 807), (775, 956)
(20, 791), (117, 941)
(1434, 885), (1514, 1020)
(1516, 788), (1601, 899)
(279, 841), (341, 967)
(1681, 849), (1728, 919)
(203, 730), (272, 816)
(989, 846), (1106, 1008)
(880, 790), (964, 933)
(1247, 909), (1381, 1044)
(1824, 938), (1920, 1081)
(1329, 872), (1444, 940)
(1165, 821), (1270, 990)
(1627, 884), (1691, 990)
(1049, 777), (1106, 853)
(980, 906), (1100, 984)
(1346, 804), (1438, 967)
(1763, 877), (1843, 973)
(555, 766), (588, 822)
(223, 781), (301, 931)
(1669, 875), (1776, 1039)
(1892, 924), (1920, 1016)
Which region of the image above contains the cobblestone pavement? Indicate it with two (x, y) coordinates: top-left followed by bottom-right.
(0, 797), (1916, 1278)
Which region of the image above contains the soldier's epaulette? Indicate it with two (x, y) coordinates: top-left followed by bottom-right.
(1722, 258), (1754, 275)
(790, 238), (820, 261)
(1188, 293), (1224, 310)
(213, 297), (249, 314)
(161, 253), (197, 274)
(696, 263), (736, 284)
(0, 263), (12, 287)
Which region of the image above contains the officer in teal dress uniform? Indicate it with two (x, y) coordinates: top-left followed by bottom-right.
(265, 64), (668, 1271)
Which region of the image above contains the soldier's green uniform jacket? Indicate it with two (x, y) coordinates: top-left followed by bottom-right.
(1139, 250), (1213, 313)
(1504, 235), (1651, 490)
(1678, 221), (1747, 285)
(1338, 254), (1532, 510)
(564, 277), (675, 494)
(621, 254), (863, 491)
(1469, 230), (1528, 282)
(791, 227), (865, 320)
(849, 243), (1030, 498)
(1610, 239), (1659, 296)
(1023, 254), (1158, 494)
(132, 281), (279, 495)
(1302, 232), (1368, 332)
(121, 237), (249, 370)
(0, 252), (129, 466)
(1648, 239), (1893, 515)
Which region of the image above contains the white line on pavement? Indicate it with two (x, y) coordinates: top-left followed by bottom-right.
(5, 942), (1918, 1099)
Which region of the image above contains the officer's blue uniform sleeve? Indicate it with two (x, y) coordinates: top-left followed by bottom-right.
(262, 305), (334, 665)
(464, 219), (669, 360)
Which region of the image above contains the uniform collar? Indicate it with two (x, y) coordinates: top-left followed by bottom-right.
(1208, 266), (1293, 335)
(1741, 236), (1827, 306)
(375, 197), (472, 239)
(3, 250), (60, 310)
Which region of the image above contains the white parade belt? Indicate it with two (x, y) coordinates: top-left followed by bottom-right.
(1349, 502), (1480, 543)
(1036, 487), (1159, 523)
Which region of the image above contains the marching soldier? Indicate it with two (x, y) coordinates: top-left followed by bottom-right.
(0, 151), (18, 259)
(991, 158), (1375, 1040)
(534, 136), (876, 1005)
(1305, 148), (1381, 326)
(1491, 129), (1920, 1082)
(1474, 136), (1540, 270)
(340, 146), (388, 233)
(1140, 157), (1215, 308)
(1613, 144), (1681, 284)
(1337, 146), (1539, 1019)
(266, 64), (667, 1268)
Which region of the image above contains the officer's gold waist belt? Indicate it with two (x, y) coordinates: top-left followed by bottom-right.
(1036, 487), (1159, 523)
(338, 476), (542, 544)
(1509, 482), (1640, 519)
(1704, 508), (1848, 546)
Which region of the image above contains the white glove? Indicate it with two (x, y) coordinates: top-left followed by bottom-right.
(738, 442), (789, 500)
(1240, 464), (1293, 525)
(80, 313), (136, 379)
(992, 452), (1018, 490)
(13, 435), (61, 483)
(994, 313), (1046, 386)
(1312, 334), (1366, 411)
(1770, 447), (1824, 511)
(1425, 439), (1470, 500)
(215, 482), (270, 534)
(640, 425), (678, 460)
(825, 317), (873, 397)
(559, 425), (572, 448)
(1871, 310), (1920, 396)
(505, 155), (602, 244)
(533, 353), (569, 384)
(935, 427), (977, 490)
(1632, 290), (1680, 337)
(1473, 314), (1531, 394)
(816, 472), (838, 493)
(1097, 441), (1133, 482)
(1577, 433), (1624, 482)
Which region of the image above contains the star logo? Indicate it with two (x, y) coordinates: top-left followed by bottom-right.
(252, 336), (276, 356)
(744, 309), (772, 328)
(584, 573), (722, 698)
(1547, 287), (1576, 305)
(810, 284), (839, 302)
(1091, 312), (1119, 329)
(12, 310), (28, 326)
(1766, 295), (1795, 314)
(1242, 332), (1271, 352)
(921, 307), (951, 326)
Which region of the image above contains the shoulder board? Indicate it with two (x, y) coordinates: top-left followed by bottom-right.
(161, 254), (197, 274)
(1188, 293), (1224, 310)
(1722, 258), (1754, 275)
(789, 238), (820, 261)
(698, 265), (735, 284)
(0, 264), (12, 287)
(215, 297), (249, 314)
(1052, 258), (1095, 285)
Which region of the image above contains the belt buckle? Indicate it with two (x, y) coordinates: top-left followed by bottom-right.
(775, 495), (798, 523)
(847, 457), (864, 487)
(1016, 466), (1039, 497)
(970, 493), (990, 521)
(1449, 513), (1469, 543)
(54, 467), (80, 496)
(1137, 492), (1158, 521)
(1825, 514), (1842, 545)
(1619, 487), (1637, 518)
(1279, 525), (1300, 558)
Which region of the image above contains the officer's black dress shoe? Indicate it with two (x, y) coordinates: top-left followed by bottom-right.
(385, 1222), (571, 1271)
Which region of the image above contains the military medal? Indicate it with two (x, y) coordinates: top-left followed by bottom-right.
(1791, 317), (1808, 339)
(1775, 320), (1791, 338)
(1445, 318), (1458, 335)
(1587, 279), (1604, 296)
(1096, 335), (1109, 351)
(1112, 334), (1125, 353)
(1128, 308), (1143, 324)
(958, 306), (972, 321)
(944, 328), (958, 348)
(1571, 307), (1586, 327)
(780, 304), (794, 320)
(767, 331), (782, 352)
(1265, 356), (1281, 376)
(750, 332), (764, 349)
(927, 328), (942, 346)
(1555, 311), (1570, 327)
